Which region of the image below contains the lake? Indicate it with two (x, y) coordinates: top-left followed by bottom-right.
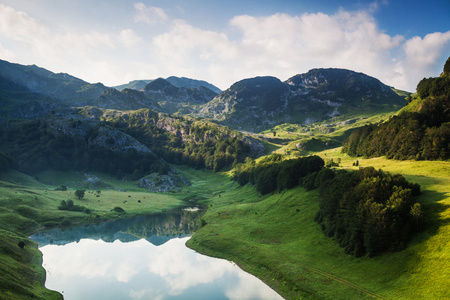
(30, 207), (283, 300)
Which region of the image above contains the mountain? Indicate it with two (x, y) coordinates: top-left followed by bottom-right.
(166, 76), (222, 94)
(0, 60), (220, 118)
(114, 76), (222, 94)
(141, 78), (218, 114)
(0, 60), (162, 117)
(197, 69), (406, 132)
(1, 60), (405, 131)
(0, 59), (106, 104)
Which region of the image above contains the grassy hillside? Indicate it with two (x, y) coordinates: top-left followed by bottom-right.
(187, 152), (450, 299)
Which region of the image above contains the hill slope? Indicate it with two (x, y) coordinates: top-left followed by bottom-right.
(342, 57), (450, 160)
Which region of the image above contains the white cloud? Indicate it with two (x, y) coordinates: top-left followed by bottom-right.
(0, 42), (15, 60)
(0, 3), (448, 91)
(133, 3), (168, 24)
(227, 10), (406, 88)
(0, 4), (48, 42)
(391, 31), (450, 90)
(150, 8), (448, 91)
(119, 29), (142, 48)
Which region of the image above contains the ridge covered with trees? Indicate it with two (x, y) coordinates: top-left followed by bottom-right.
(0, 108), (261, 177)
(342, 57), (450, 160)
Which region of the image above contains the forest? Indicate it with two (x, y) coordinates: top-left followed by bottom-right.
(0, 111), (255, 178)
(315, 167), (423, 257)
(232, 154), (326, 194)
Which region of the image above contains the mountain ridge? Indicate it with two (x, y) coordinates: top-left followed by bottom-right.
(195, 68), (406, 131)
(1, 59), (407, 132)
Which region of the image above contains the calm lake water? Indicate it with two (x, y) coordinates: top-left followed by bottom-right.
(30, 208), (283, 300)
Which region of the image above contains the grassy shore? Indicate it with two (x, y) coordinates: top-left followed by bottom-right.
(187, 152), (450, 299)
(0, 167), (223, 300)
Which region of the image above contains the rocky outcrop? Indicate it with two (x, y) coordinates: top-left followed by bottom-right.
(137, 170), (191, 193)
(44, 113), (153, 154)
(81, 173), (112, 189)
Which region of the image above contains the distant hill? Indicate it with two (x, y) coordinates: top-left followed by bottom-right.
(196, 68), (406, 132)
(0, 59), (106, 103)
(166, 76), (222, 94)
(0, 60), (163, 117)
(113, 80), (152, 91)
(141, 78), (218, 114)
(114, 76), (222, 94)
(342, 57), (450, 160)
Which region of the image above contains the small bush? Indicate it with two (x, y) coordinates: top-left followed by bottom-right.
(74, 190), (85, 199)
(112, 206), (125, 213)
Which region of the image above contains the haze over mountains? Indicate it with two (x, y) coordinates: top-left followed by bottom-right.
(0, 59), (406, 132)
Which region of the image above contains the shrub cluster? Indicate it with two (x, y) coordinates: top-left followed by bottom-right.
(58, 200), (91, 214)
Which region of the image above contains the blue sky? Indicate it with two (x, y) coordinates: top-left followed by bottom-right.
(0, 0), (449, 91)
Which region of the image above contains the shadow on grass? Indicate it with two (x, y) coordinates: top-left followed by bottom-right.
(419, 189), (450, 236)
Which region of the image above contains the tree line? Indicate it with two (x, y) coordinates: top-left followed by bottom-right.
(0, 112), (255, 177)
(232, 154), (326, 195)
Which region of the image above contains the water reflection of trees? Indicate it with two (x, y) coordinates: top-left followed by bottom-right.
(31, 207), (204, 247)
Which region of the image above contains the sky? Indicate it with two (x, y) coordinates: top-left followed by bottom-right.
(0, 0), (449, 92)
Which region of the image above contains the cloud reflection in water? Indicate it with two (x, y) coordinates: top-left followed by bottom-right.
(40, 237), (282, 300)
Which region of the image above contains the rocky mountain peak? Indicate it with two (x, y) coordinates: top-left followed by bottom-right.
(142, 78), (178, 94)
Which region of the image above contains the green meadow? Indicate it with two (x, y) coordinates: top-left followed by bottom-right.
(187, 151), (450, 299)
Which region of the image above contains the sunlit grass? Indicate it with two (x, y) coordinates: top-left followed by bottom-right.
(188, 152), (450, 299)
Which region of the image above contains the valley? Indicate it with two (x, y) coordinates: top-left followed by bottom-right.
(0, 57), (449, 299)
